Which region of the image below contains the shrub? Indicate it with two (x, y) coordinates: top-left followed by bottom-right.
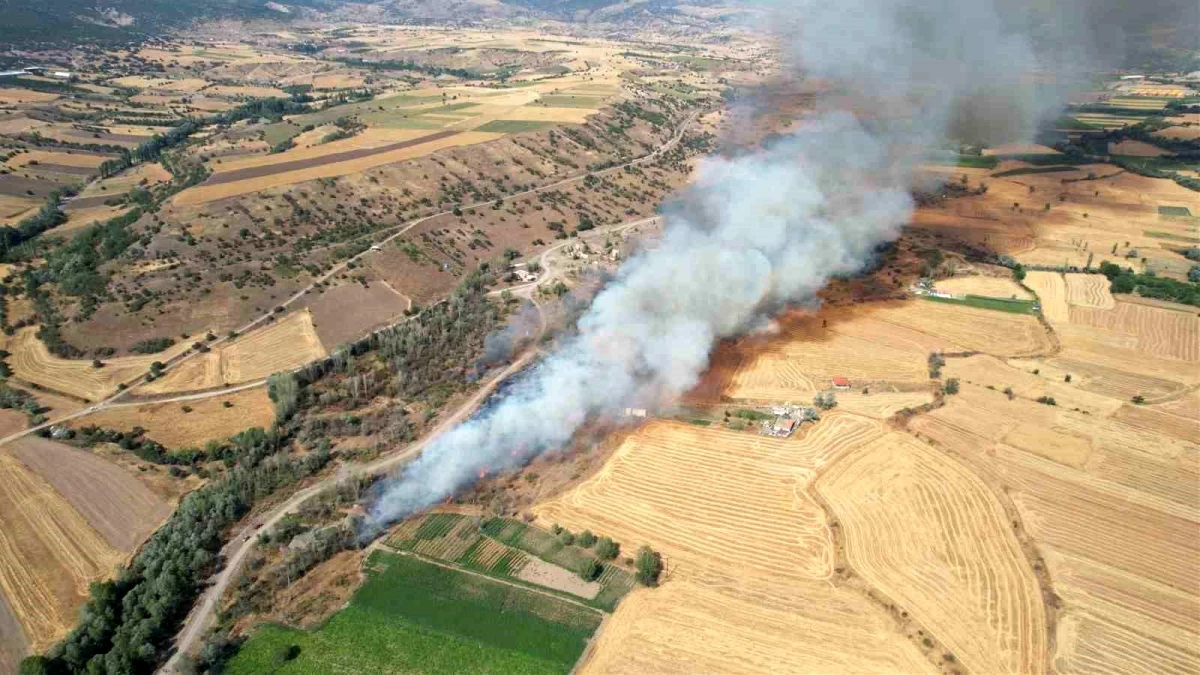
(635, 546), (663, 587)
(1131, 395), (1145, 404)
(579, 559), (601, 582)
(558, 532), (575, 546)
(595, 537), (619, 560)
(577, 530), (597, 548)
(1035, 396), (1057, 406)
(943, 378), (960, 395)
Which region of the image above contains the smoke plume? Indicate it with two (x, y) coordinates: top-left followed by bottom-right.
(362, 0), (1099, 531)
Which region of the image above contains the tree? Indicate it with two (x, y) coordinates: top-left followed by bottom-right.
(578, 530), (597, 548)
(814, 391), (838, 409)
(1011, 264), (1026, 282)
(580, 559), (602, 581)
(635, 546), (664, 587)
(1131, 395), (1145, 404)
(944, 378), (960, 395)
(1064, 374), (1072, 383)
(595, 537), (619, 560)
(559, 531), (575, 546)
(19, 656), (49, 675)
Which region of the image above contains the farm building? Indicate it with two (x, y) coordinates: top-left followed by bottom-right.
(831, 377), (852, 390)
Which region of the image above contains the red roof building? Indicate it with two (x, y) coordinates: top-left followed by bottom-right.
(831, 377), (851, 389)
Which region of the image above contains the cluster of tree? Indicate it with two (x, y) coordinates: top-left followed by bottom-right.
(29, 442), (330, 674)
(813, 391), (838, 410)
(98, 121), (199, 179)
(335, 57), (476, 80)
(128, 337), (175, 354)
(0, 188), (73, 261)
(1098, 261), (1200, 306)
(69, 425), (200, 466)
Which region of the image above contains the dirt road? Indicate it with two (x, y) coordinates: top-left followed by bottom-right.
(160, 348), (537, 673)
(0, 111), (700, 449)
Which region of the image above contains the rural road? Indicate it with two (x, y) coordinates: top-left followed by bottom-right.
(161, 210), (661, 672)
(161, 348), (538, 673)
(0, 110), (701, 448)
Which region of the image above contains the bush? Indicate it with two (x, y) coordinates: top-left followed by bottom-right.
(595, 537), (619, 560)
(1035, 396), (1057, 406)
(577, 530), (597, 548)
(943, 378), (960, 395)
(1131, 395), (1145, 404)
(558, 532), (575, 546)
(579, 559), (601, 582)
(635, 546), (663, 587)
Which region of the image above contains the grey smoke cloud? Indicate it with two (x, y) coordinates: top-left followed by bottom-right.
(361, 0), (1101, 531)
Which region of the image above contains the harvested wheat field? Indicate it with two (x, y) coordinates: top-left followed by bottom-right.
(10, 437), (172, 550)
(936, 275), (1033, 299)
(0, 452), (124, 652)
(174, 130), (503, 205)
(141, 311), (325, 394)
(818, 432), (1048, 674)
(1024, 271), (1070, 323)
(71, 387), (274, 447)
(8, 327), (193, 401)
(535, 417), (944, 673)
(1064, 273), (1116, 309)
(907, 351), (1200, 675)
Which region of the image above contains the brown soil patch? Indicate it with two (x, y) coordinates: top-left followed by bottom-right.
(301, 275), (410, 348)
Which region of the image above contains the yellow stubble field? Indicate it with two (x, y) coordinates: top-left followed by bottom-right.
(534, 417), (940, 674)
(140, 310), (326, 394)
(8, 327), (193, 401)
(817, 431), (1049, 674)
(70, 387), (275, 447)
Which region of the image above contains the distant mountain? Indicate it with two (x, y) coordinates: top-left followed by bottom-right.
(0, 0), (331, 46)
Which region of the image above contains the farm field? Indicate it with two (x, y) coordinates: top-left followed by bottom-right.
(817, 432), (1048, 674)
(142, 310), (326, 394)
(533, 418), (941, 673)
(7, 327), (194, 401)
(935, 274), (1033, 299)
(714, 299), (1051, 403)
(173, 130), (504, 205)
(69, 387), (275, 448)
(0, 450), (125, 653)
(10, 437), (172, 550)
(226, 552), (602, 675)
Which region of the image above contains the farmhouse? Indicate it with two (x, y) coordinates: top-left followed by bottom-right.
(831, 377), (851, 390)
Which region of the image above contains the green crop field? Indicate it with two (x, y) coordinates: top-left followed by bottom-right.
(535, 95), (605, 108)
(992, 165), (1080, 177)
(1158, 205), (1193, 217)
(477, 120), (557, 133)
(226, 552), (602, 675)
(923, 294), (1038, 314)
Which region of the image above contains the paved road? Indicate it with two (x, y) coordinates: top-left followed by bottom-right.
(0, 111), (700, 449)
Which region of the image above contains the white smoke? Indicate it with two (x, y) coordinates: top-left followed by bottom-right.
(363, 0), (1072, 532)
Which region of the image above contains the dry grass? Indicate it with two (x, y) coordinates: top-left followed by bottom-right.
(818, 432), (1048, 674)
(70, 387), (275, 447)
(174, 131), (504, 205)
(0, 452), (124, 652)
(141, 311), (326, 394)
(1066, 301), (1199, 362)
(8, 327), (192, 401)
